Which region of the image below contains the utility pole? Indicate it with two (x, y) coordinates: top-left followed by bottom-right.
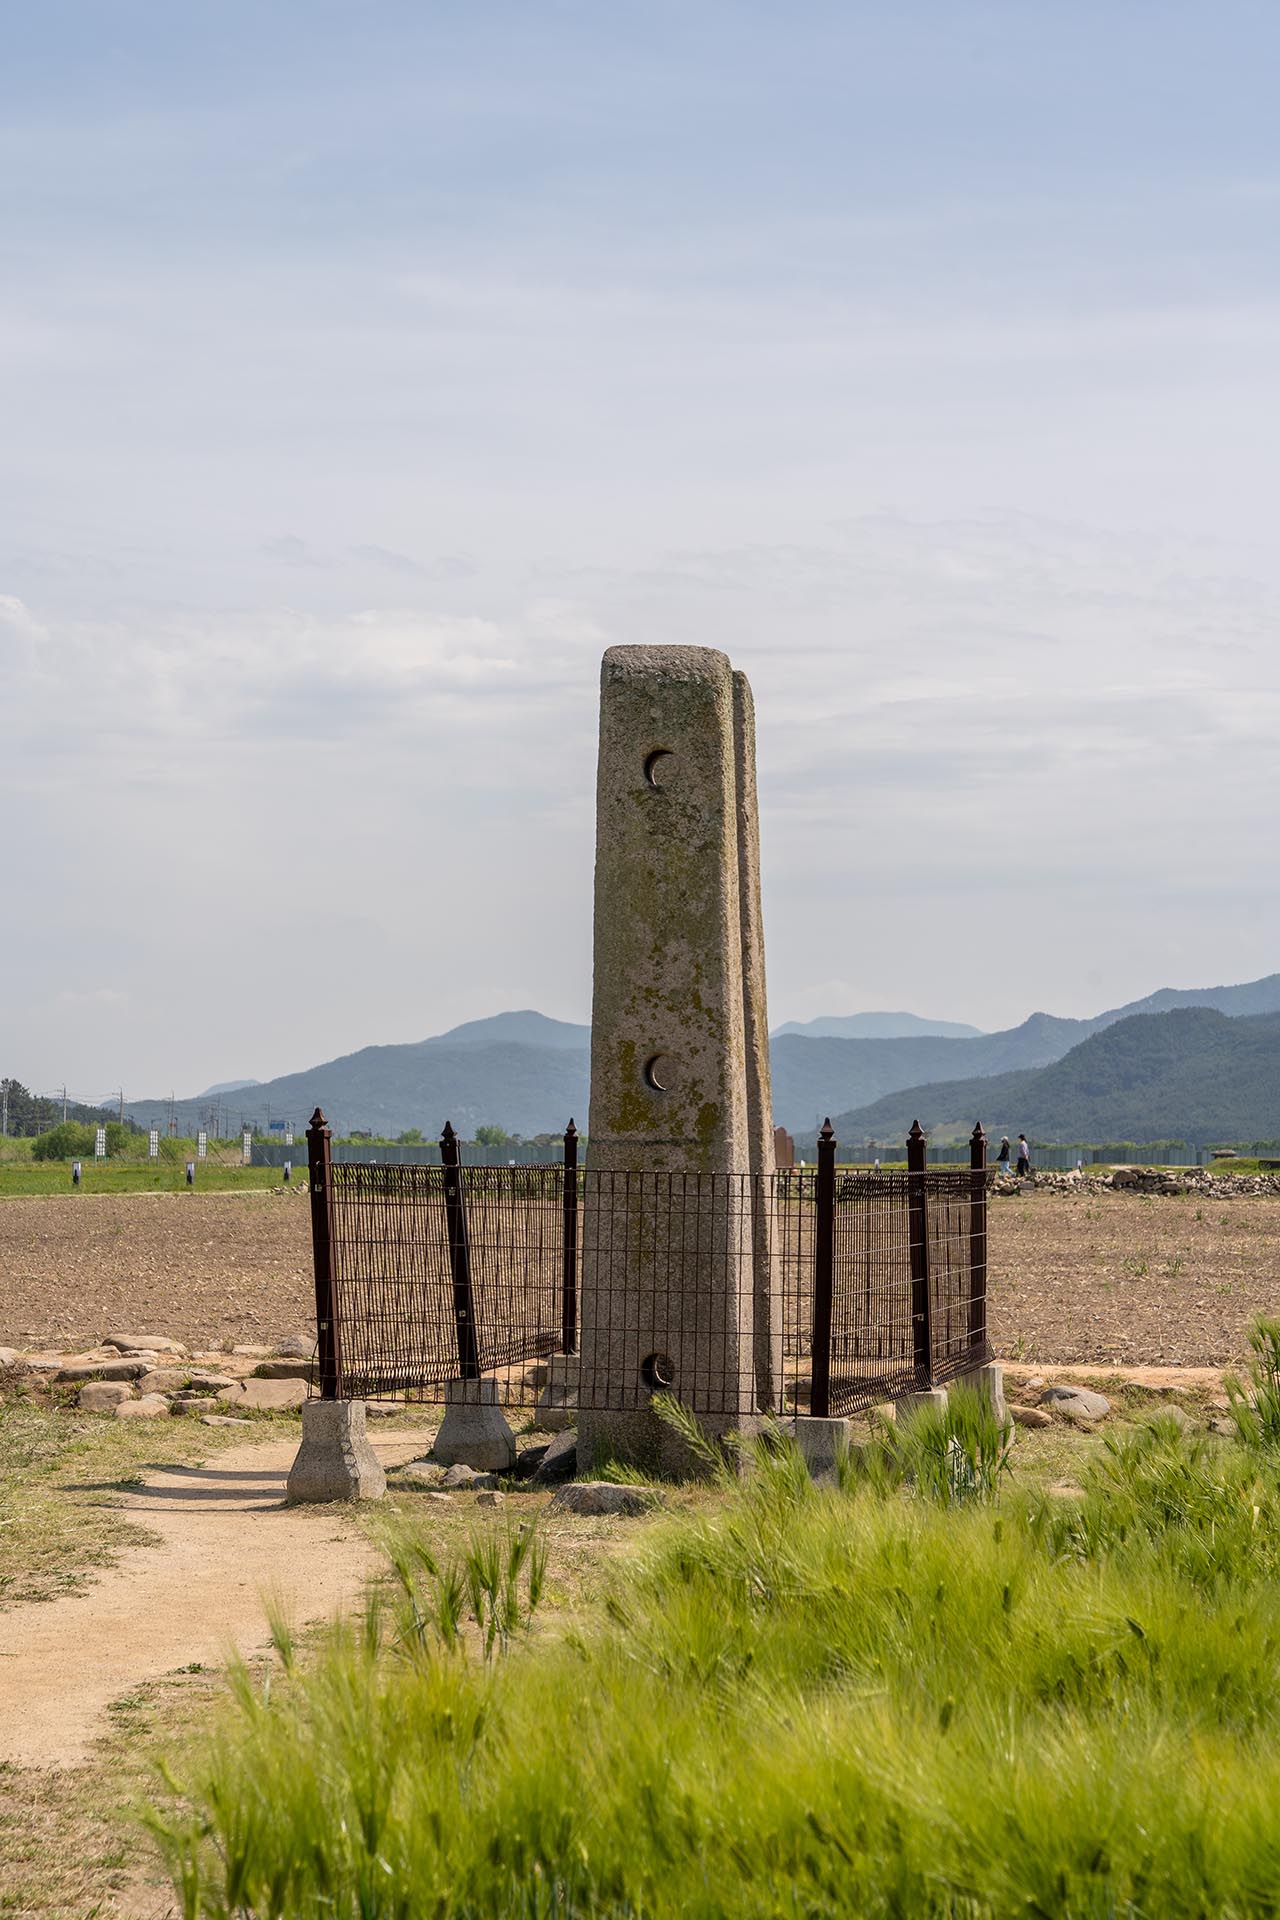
(62, 1086), (68, 1123)
(1, 1080), (8, 1137)
(118, 1088), (125, 1123)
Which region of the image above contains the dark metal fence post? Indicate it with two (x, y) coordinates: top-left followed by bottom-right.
(907, 1119), (933, 1384)
(969, 1120), (987, 1355)
(440, 1120), (480, 1379)
(810, 1118), (836, 1419)
(306, 1107), (341, 1399)
(562, 1118), (579, 1355)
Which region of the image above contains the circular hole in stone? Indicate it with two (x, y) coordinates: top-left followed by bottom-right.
(642, 1054), (668, 1092)
(641, 1351), (676, 1393)
(643, 748), (673, 790)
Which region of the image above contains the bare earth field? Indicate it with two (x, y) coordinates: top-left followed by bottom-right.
(2, 1185), (1279, 1364)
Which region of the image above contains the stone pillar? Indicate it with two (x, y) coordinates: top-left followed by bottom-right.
(576, 645), (773, 1475)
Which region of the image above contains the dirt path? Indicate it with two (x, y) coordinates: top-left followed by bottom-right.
(0, 1427), (435, 1769)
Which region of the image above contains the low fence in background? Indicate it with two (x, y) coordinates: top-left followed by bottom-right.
(306, 1112), (991, 1421)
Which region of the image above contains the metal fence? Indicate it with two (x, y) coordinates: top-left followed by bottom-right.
(306, 1110), (991, 1420)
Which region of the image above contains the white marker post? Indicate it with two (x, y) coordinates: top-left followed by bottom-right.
(94, 1126), (107, 1160)
(148, 1128), (159, 1159)
(242, 1129), (252, 1166)
(197, 1129), (208, 1160)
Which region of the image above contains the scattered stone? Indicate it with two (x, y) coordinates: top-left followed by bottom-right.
(201, 1414), (254, 1427)
(1038, 1384), (1111, 1423)
(1010, 1404), (1053, 1429)
(402, 1462), (444, 1486)
(103, 1334), (187, 1356)
(231, 1344), (272, 1357)
(1209, 1417), (1237, 1437)
(252, 1359), (315, 1381)
(56, 1360), (147, 1384)
(550, 1481), (657, 1517)
(170, 1393), (216, 1413)
(1024, 1375), (1046, 1390)
(274, 1334), (315, 1359)
(139, 1367), (190, 1395)
(475, 1490), (506, 1508)
(236, 1378), (307, 1412)
(531, 1429), (579, 1485)
(0, 1348), (20, 1368)
(365, 1402), (402, 1418)
(187, 1372), (236, 1392)
(78, 1380), (134, 1413)
(115, 1394), (170, 1421)
(441, 1462), (499, 1489)
(523, 1362), (550, 1391)
(1150, 1402), (1194, 1432)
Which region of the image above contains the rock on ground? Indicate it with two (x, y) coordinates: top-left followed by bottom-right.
(140, 1367), (190, 1395)
(475, 1490), (506, 1507)
(531, 1429), (578, 1485)
(78, 1380), (135, 1413)
(115, 1394), (171, 1420)
(550, 1482), (657, 1517)
(56, 1360), (148, 1384)
(440, 1463), (499, 1489)
(273, 1334), (315, 1359)
(103, 1334), (187, 1355)
(1010, 1404), (1053, 1429)
(1038, 1383), (1111, 1422)
(218, 1378), (307, 1412)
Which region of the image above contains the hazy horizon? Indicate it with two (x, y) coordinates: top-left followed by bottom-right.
(5, 4), (1278, 1095)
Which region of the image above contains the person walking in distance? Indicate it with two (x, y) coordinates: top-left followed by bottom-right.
(1016, 1133), (1031, 1178)
(995, 1136), (1012, 1175)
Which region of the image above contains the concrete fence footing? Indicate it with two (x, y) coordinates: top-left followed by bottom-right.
(285, 1399), (387, 1504)
(433, 1377), (517, 1472)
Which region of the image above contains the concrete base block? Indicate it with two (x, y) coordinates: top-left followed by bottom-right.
(895, 1386), (950, 1427)
(792, 1415), (852, 1480)
(433, 1378), (517, 1472)
(534, 1355), (580, 1432)
(285, 1399), (387, 1505)
(959, 1361), (1009, 1427)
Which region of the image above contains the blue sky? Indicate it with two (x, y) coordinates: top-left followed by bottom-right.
(3, 3), (1279, 1097)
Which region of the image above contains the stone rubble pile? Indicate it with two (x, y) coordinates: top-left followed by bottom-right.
(0, 1331), (321, 1422)
(993, 1168), (1280, 1199)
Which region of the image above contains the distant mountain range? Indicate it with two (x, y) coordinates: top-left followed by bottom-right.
(830, 1008), (1280, 1148)
(773, 1012), (983, 1041)
(121, 973), (1280, 1145)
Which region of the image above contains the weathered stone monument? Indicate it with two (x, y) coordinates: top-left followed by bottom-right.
(576, 645), (779, 1474)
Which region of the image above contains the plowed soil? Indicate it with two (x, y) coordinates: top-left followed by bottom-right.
(2, 1187), (1278, 1365)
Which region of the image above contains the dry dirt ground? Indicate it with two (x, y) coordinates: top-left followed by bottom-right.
(2, 1186), (1279, 1365)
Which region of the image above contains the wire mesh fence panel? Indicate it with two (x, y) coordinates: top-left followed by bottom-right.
(462, 1166), (565, 1374)
(315, 1151), (993, 1413)
(829, 1172), (917, 1415)
(328, 1163), (457, 1398)
(926, 1168), (991, 1382)
(776, 1168), (816, 1417)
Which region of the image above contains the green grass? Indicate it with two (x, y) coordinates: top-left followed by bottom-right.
(150, 1384), (1280, 1920)
(0, 1163), (294, 1197)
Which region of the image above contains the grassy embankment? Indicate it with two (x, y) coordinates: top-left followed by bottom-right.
(149, 1340), (1280, 1920)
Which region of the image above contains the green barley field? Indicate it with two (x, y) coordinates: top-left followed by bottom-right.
(153, 1348), (1280, 1920)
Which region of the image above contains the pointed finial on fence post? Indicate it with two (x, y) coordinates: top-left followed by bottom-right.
(307, 1107), (328, 1136)
(907, 1119), (925, 1143)
(565, 1118), (578, 1141)
(819, 1117), (834, 1143)
(970, 1120), (985, 1145)
(440, 1120), (456, 1144)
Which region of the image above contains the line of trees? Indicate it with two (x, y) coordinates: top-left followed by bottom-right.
(0, 1078), (127, 1139)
